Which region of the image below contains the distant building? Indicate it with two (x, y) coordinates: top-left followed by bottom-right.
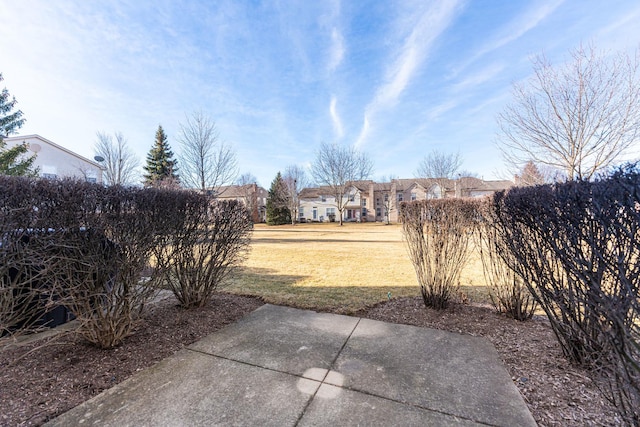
(299, 177), (513, 223)
(3, 134), (104, 183)
(211, 183), (268, 223)
(298, 184), (366, 223)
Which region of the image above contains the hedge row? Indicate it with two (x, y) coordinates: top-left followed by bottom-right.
(400, 166), (639, 424)
(0, 176), (252, 348)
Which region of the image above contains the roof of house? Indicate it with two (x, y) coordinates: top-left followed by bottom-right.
(464, 179), (513, 192)
(299, 183), (367, 200)
(212, 184), (267, 198)
(3, 134), (104, 169)
(299, 187), (321, 199)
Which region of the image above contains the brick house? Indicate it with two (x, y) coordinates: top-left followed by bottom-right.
(211, 183), (268, 223)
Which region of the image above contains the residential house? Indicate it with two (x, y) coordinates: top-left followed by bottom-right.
(299, 177), (512, 223)
(298, 183), (369, 222)
(212, 183), (268, 223)
(3, 134), (104, 183)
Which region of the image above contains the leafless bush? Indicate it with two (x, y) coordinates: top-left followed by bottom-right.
(0, 177), (62, 340)
(476, 200), (537, 320)
(0, 177), (169, 349)
(491, 167), (639, 424)
(156, 195), (252, 308)
(400, 198), (479, 309)
(51, 185), (165, 349)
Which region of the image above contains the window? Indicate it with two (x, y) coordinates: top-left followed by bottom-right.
(321, 196), (326, 202)
(349, 194), (355, 202)
(384, 194), (388, 202)
(376, 198), (380, 206)
(313, 208), (318, 220)
(86, 170), (98, 183)
(376, 208), (381, 217)
(397, 192), (403, 202)
(362, 208), (367, 217)
(299, 207), (304, 217)
(362, 198), (367, 206)
(326, 207), (335, 215)
(42, 165), (57, 180)
(411, 192), (417, 201)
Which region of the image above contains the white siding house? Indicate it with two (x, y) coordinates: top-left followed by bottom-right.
(299, 185), (365, 222)
(3, 134), (104, 183)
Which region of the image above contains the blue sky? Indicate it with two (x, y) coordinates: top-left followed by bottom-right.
(1, 0), (639, 186)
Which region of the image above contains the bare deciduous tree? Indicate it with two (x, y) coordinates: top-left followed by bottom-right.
(94, 132), (140, 186)
(378, 176), (398, 225)
(283, 165), (309, 225)
(311, 142), (373, 226)
(236, 173), (258, 187)
(416, 150), (462, 197)
(497, 44), (640, 181)
(416, 150), (462, 179)
(178, 112), (238, 193)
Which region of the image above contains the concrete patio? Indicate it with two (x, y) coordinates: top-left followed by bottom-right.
(46, 304), (536, 426)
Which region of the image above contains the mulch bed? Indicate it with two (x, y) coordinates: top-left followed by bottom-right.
(1, 293), (621, 426)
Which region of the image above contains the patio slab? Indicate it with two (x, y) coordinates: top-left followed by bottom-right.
(46, 304), (536, 427)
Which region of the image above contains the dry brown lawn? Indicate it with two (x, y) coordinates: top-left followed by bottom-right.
(226, 222), (490, 313)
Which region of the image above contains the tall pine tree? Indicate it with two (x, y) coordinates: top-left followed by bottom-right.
(0, 73), (37, 176)
(143, 125), (179, 187)
(266, 172), (291, 225)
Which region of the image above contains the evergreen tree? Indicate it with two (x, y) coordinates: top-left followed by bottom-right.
(266, 172), (291, 225)
(143, 125), (179, 187)
(0, 73), (37, 176)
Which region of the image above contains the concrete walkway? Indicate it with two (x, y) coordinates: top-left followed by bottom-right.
(46, 304), (536, 426)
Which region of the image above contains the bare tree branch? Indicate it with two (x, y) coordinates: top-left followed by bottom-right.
(497, 44), (640, 181)
(178, 112), (238, 193)
(416, 150), (462, 195)
(311, 142), (373, 226)
(94, 132), (140, 186)
(283, 165), (309, 225)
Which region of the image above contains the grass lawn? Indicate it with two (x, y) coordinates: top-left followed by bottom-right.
(225, 222), (490, 313)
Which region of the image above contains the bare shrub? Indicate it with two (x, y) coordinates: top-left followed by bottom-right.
(56, 185), (166, 349)
(1, 178), (168, 349)
(491, 167), (640, 424)
(476, 200), (537, 320)
(0, 177), (64, 340)
(155, 195), (252, 308)
(400, 198), (478, 309)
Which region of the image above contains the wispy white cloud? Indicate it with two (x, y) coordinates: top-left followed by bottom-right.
(451, 62), (505, 92)
(594, 6), (640, 51)
(425, 100), (459, 121)
(355, 1), (462, 148)
(328, 27), (345, 71)
(329, 95), (344, 139)
(452, 0), (565, 76)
